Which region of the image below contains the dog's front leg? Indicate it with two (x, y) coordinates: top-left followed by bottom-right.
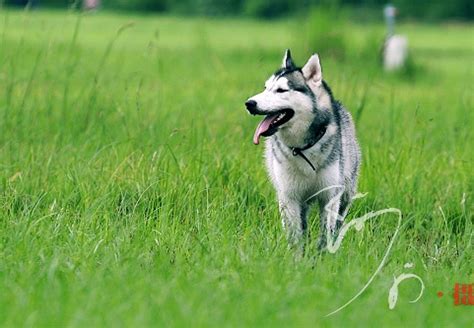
(279, 197), (308, 250)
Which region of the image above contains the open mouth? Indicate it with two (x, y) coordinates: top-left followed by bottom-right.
(253, 108), (294, 145)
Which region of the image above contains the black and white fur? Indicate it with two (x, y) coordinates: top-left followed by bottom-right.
(245, 50), (361, 249)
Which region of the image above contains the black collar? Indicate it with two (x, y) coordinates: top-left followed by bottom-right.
(290, 126), (327, 171)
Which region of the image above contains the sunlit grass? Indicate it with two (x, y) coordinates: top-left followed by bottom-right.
(0, 9), (472, 327)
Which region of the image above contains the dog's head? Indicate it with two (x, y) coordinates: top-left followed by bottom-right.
(245, 50), (332, 145)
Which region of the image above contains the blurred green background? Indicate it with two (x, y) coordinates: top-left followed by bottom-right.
(4, 0), (474, 20)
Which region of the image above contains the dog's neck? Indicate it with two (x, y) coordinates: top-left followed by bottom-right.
(276, 109), (331, 150)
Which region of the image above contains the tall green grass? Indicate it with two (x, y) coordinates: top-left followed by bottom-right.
(0, 9), (472, 327)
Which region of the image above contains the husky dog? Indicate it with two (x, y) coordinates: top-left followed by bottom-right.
(245, 50), (360, 249)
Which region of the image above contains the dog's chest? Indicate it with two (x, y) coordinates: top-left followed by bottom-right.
(265, 139), (333, 199)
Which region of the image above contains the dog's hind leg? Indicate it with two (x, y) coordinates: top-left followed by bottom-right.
(317, 190), (342, 251)
(336, 190), (352, 230)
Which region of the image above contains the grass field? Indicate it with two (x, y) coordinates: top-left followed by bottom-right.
(0, 8), (472, 327)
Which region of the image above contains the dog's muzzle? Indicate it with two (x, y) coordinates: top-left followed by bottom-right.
(245, 100), (258, 115)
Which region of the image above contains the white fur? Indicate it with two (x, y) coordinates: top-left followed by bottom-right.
(265, 123), (342, 244)
(250, 76), (315, 147)
(246, 52), (360, 249)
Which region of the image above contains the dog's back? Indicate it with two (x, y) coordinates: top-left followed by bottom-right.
(333, 101), (361, 218)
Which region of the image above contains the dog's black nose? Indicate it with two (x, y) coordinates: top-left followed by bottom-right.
(245, 100), (257, 114)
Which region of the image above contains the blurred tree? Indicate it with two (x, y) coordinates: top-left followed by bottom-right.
(3, 0), (473, 20)
(243, 0), (292, 18)
(5, 0), (71, 7)
(393, 0), (473, 20)
(169, 0), (244, 16)
(107, 0), (168, 12)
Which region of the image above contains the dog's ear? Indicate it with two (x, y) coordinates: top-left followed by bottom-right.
(302, 54), (322, 84)
(282, 49), (295, 70)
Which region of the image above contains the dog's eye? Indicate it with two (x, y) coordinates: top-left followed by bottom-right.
(276, 88), (288, 93)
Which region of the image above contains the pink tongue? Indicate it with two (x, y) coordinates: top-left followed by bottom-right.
(253, 114), (279, 145)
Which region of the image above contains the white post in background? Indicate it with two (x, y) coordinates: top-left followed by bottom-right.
(383, 4), (408, 71)
(84, 0), (100, 11)
(384, 4), (396, 37)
